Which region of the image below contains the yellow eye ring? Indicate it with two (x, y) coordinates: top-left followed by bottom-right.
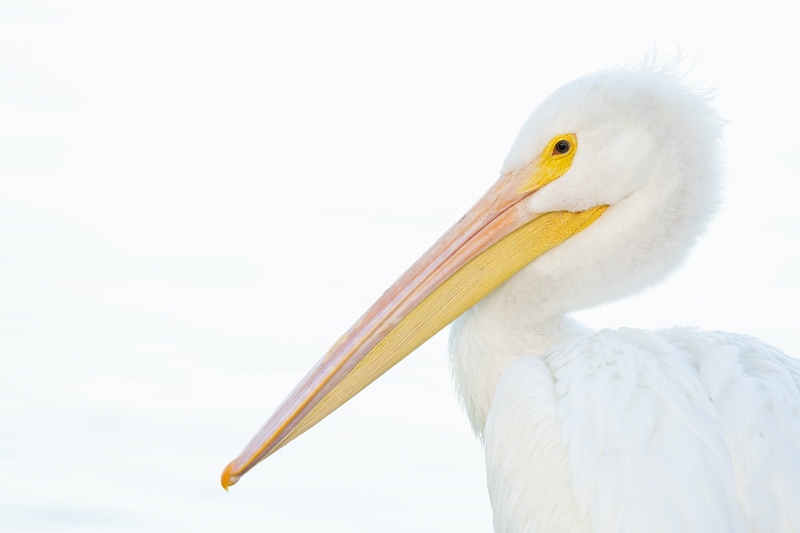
(517, 133), (578, 194)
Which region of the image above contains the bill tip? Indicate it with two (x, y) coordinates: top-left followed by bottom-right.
(221, 461), (237, 491)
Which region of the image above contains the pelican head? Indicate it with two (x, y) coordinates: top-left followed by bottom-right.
(221, 66), (722, 488)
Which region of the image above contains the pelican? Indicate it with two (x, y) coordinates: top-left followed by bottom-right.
(221, 66), (800, 532)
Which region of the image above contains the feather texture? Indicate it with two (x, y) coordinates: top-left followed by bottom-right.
(450, 65), (799, 531)
(482, 328), (800, 532)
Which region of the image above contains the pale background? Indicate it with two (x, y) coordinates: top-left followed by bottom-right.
(2, 1), (799, 531)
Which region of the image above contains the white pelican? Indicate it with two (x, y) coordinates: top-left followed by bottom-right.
(221, 66), (800, 532)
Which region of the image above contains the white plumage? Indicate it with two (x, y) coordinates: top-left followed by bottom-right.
(223, 64), (800, 533)
(449, 67), (800, 532)
(479, 328), (800, 532)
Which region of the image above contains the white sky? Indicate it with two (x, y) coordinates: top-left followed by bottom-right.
(2, 1), (799, 531)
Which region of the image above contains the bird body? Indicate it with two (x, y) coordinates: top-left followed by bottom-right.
(222, 64), (800, 532)
(455, 321), (800, 532)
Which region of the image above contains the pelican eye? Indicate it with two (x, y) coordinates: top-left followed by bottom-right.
(553, 139), (571, 155)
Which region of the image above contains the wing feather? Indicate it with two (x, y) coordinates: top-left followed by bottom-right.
(659, 329), (800, 532)
(485, 357), (590, 533)
(485, 328), (800, 532)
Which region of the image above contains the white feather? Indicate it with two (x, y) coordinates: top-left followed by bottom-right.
(450, 65), (800, 531)
(485, 356), (590, 533)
